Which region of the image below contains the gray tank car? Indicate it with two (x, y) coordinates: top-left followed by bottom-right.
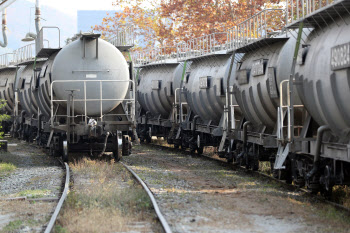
(138, 64), (182, 119)
(181, 54), (240, 154)
(0, 65), (18, 133)
(290, 11), (350, 194)
(16, 61), (46, 141)
(137, 62), (185, 143)
(51, 38), (129, 116)
(32, 33), (134, 161)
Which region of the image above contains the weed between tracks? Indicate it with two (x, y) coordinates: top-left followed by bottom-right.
(55, 157), (161, 233)
(0, 152), (17, 179)
(0, 162), (16, 178)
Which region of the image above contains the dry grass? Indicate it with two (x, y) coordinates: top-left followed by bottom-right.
(55, 157), (161, 233)
(331, 186), (350, 208)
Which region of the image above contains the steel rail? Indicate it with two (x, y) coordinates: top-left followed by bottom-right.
(44, 162), (70, 233)
(120, 162), (172, 233)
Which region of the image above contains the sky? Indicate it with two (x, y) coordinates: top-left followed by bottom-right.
(27, 0), (120, 16)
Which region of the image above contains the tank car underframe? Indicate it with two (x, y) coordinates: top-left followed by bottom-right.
(224, 119), (350, 194)
(46, 101), (134, 162)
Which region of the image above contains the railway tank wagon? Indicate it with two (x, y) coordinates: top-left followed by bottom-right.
(230, 30), (309, 171)
(32, 31), (135, 162)
(180, 52), (241, 156)
(289, 1), (350, 193)
(136, 60), (184, 143)
(17, 60), (46, 141)
(0, 58), (18, 133)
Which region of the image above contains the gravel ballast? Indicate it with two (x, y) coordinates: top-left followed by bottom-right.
(0, 138), (64, 232)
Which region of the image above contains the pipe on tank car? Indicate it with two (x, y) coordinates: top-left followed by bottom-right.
(242, 121), (252, 152)
(306, 125), (331, 179)
(145, 111), (150, 125)
(0, 9), (7, 47)
(97, 132), (110, 157)
(192, 115), (200, 134)
(35, 0), (41, 34)
(18, 110), (26, 133)
(36, 113), (43, 141)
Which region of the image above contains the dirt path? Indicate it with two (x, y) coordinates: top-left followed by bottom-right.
(123, 144), (350, 233)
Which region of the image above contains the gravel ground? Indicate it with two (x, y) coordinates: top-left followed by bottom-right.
(0, 137), (64, 233)
(123, 144), (350, 233)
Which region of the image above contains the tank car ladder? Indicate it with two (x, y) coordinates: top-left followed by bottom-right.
(219, 53), (237, 154)
(275, 22), (304, 170)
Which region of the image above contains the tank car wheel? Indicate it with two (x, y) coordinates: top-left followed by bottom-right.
(146, 135), (152, 144)
(62, 140), (69, 162)
(49, 144), (54, 157)
(122, 135), (131, 156)
(320, 165), (334, 198)
(112, 135), (121, 162)
(306, 179), (320, 195)
(197, 147), (204, 155)
(174, 144), (180, 149)
(245, 152), (251, 170)
(252, 158), (259, 171)
(190, 148), (196, 155)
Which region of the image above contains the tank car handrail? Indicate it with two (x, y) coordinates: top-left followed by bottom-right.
(50, 79), (136, 126)
(286, 0), (341, 25)
(226, 8), (287, 51)
(38, 26), (61, 48)
(13, 43), (36, 64)
(35, 26), (60, 57)
(0, 52), (13, 67)
(176, 31), (228, 61)
(132, 46), (177, 66)
(108, 25), (135, 47)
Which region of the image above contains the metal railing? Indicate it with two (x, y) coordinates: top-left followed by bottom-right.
(286, 0), (340, 24)
(177, 32), (228, 61)
(13, 43), (36, 64)
(132, 46), (177, 66)
(277, 80), (304, 142)
(50, 80), (136, 126)
(36, 26), (61, 55)
(0, 53), (13, 68)
(174, 87), (188, 123)
(227, 9), (287, 51)
(109, 25), (135, 47)
(133, 9), (288, 64)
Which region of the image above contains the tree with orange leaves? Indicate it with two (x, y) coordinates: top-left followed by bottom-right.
(94, 0), (281, 48)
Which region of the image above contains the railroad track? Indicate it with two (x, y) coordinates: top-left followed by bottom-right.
(120, 162), (172, 233)
(146, 142), (350, 215)
(44, 159), (70, 233)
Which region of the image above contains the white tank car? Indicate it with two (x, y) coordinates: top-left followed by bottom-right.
(51, 36), (129, 116)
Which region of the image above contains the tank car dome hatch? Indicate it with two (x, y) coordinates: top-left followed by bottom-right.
(51, 34), (129, 117)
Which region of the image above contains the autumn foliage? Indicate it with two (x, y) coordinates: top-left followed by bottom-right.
(94, 0), (282, 49)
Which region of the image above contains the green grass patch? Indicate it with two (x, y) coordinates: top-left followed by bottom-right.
(53, 225), (68, 233)
(0, 162), (16, 173)
(1, 220), (23, 232)
(317, 205), (350, 225)
(17, 189), (51, 198)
